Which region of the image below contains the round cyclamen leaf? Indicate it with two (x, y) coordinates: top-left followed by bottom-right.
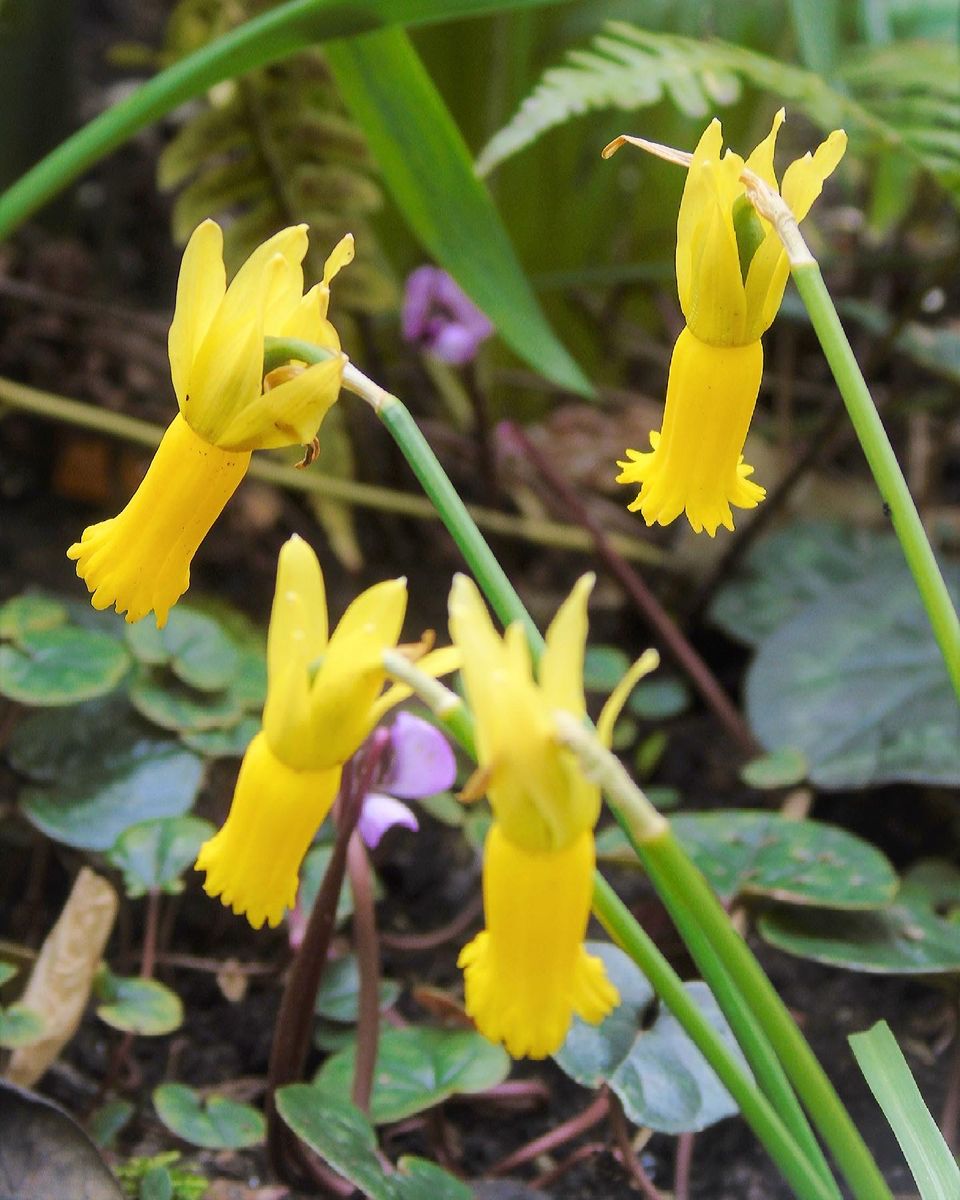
(125, 607), (240, 692)
(583, 644), (631, 693)
(0, 627), (129, 705)
(314, 956), (401, 1024)
(153, 1083), (265, 1149)
(392, 1158), (475, 1199)
(313, 1027), (509, 1124)
(108, 817), (215, 898)
(386, 712), (456, 798)
(8, 696), (148, 783)
(275, 1088), (392, 1199)
(0, 1081), (124, 1199)
(0, 594), (68, 640)
(759, 860), (960, 974)
(709, 521), (902, 646)
(19, 741), (204, 851)
(746, 561), (960, 788)
(129, 671), (245, 733)
(0, 1004), (45, 1049)
(627, 676), (691, 720)
(94, 968), (183, 1036)
(595, 812), (898, 909)
(555, 943), (745, 1134)
(179, 715), (259, 758)
(741, 747), (808, 790)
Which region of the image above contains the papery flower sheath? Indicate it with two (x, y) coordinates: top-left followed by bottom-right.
(196, 534), (407, 929)
(613, 111), (846, 535)
(68, 221), (353, 626)
(449, 574), (655, 1059)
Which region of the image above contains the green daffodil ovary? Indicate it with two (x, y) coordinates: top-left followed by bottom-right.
(449, 573), (656, 1059)
(68, 221), (354, 627)
(615, 111), (846, 536)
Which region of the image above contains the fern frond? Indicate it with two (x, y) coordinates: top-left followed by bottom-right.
(157, 0), (396, 314)
(476, 23), (960, 206)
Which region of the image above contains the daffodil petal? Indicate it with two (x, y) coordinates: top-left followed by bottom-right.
(168, 219), (226, 409)
(540, 573), (593, 718)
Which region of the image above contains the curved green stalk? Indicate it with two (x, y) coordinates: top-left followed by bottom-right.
(741, 171), (960, 703)
(382, 658), (837, 1200)
(791, 262), (960, 700)
(0, 0), (566, 240)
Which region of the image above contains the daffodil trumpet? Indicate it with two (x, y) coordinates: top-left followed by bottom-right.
(609, 111), (846, 535)
(195, 534), (459, 930)
(68, 221), (354, 626)
(449, 572), (657, 1058)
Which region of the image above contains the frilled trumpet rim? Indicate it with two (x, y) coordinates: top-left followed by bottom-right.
(616, 327), (765, 536)
(458, 823), (619, 1059)
(195, 731), (342, 930)
(66, 414), (250, 627)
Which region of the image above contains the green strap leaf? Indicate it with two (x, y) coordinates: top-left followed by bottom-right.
(325, 27), (591, 395)
(0, 0), (575, 240)
(849, 1021), (960, 1200)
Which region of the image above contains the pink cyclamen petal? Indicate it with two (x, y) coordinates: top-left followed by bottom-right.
(358, 793), (419, 849)
(386, 711), (457, 799)
(401, 266), (493, 365)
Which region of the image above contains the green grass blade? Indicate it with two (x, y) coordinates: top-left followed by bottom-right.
(849, 1021), (960, 1200)
(0, 0), (573, 241)
(325, 27), (591, 396)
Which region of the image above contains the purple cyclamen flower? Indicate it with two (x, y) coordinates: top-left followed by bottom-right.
(357, 711), (457, 848)
(402, 266), (494, 365)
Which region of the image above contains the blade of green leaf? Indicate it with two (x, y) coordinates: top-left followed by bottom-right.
(325, 27), (591, 395)
(0, 0), (574, 241)
(849, 1021), (960, 1200)
(787, 0), (839, 75)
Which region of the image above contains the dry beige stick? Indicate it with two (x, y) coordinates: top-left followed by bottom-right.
(5, 868), (118, 1087)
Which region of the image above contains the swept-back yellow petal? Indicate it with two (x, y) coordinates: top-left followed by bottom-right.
(168, 219), (226, 409)
(540, 573), (593, 717)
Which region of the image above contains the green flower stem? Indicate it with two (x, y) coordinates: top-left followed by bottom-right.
(741, 171), (960, 702)
(384, 658), (836, 1200)
(791, 261), (960, 700)
(554, 713), (839, 1198)
(0, 0), (561, 240)
(323, 352), (881, 1197)
(340, 363), (543, 651)
(640, 831), (893, 1200)
(591, 877), (836, 1200)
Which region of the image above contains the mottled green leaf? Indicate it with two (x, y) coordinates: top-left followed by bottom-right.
(0, 627), (129, 705)
(314, 1026), (509, 1123)
(179, 715), (259, 758)
(746, 562), (960, 788)
(0, 1004), (45, 1049)
(125, 607), (240, 692)
(741, 748), (809, 790)
(130, 671), (245, 733)
(710, 522), (901, 646)
(19, 740), (204, 852)
(0, 594), (68, 640)
(555, 943), (744, 1133)
(108, 816), (214, 897)
(95, 968), (183, 1036)
(152, 1083), (264, 1149)
(596, 811), (898, 908)
(583, 645), (630, 693)
(314, 955), (401, 1024)
(759, 860), (960, 974)
(628, 676), (691, 720)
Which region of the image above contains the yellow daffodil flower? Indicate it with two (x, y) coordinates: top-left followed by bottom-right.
(196, 534), (409, 930)
(68, 221), (354, 626)
(449, 573), (656, 1059)
(613, 111), (846, 535)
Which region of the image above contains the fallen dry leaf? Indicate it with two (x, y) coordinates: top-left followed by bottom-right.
(5, 867), (118, 1087)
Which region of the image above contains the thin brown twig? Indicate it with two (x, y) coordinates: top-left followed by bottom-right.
(379, 893), (482, 952)
(504, 420), (757, 754)
(674, 1131), (695, 1200)
(346, 830), (381, 1115)
(940, 995), (960, 1153)
(531, 1141), (608, 1189)
(608, 1094), (665, 1200)
(490, 1089), (610, 1176)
